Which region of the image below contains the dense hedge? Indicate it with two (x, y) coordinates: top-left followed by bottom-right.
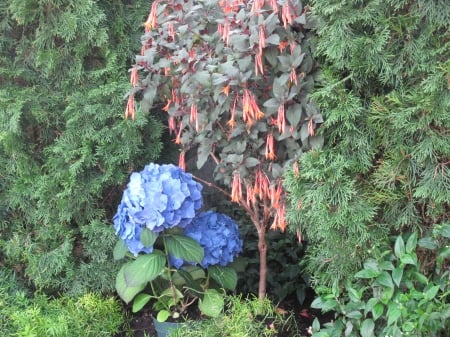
(0, 0), (163, 294)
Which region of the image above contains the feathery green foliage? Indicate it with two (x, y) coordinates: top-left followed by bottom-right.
(285, 0), (450, 286)
(0, 0), (163, 294)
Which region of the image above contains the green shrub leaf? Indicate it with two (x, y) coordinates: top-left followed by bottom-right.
(140, 228), (159, 248)
(376, 271), (394, 288)
(166, 234), (204, 263)
(418, 237), (438, 249)
(124, 253), (165, 286)
(372, 302), (384, 321)
(198, 289), (224, 317)
(115, 264), (146, 304)
(113, 240), (128, 260)
(355, 268), (379, 279)
(208, 266), (238, 290)
(394, 236), (405, 258)
(132, 293), (152, 313)
(392, 267), (403, 287)
(405, 232), (418, 253)
(361, 319), (375, 337)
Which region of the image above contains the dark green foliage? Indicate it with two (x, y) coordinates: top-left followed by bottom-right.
(236, 215), (309, 307)
(285, 0), (449, 286)
(0, 0), (163, 294)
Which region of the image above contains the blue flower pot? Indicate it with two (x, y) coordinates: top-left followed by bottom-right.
(152, 316), (184, 337)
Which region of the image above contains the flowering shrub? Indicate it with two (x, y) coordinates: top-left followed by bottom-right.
(184, 211), (243, 268)
(113, 163), (203, 255)
(113, 163), (242, 322)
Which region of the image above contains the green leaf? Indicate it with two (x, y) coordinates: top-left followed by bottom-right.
(360, 319), (375, 337)
(208, 266), (238, 290)
(394, 235), (405, 258)
(377, 271), (394, 288)
(435, 223), (450, 238)
(346, 311), (362, 319)
(166, 234), (204, 263)
(405, 232), (418, 253)
(439, 246), (450, 259)
(425, 285), (440, 300)
(392, 267), (403, 287)
(418, 237), (438, 249)
(124, 253), (165, 287)
(312, 317), (321, 332)
(372, 303), (384, 321)
(310, 297), (324, 309)
(265, 34), (280, 45)
(132, 293), (152, 313)
(115, 264), (146, 304)
(198, 289), (224, 317)
(400, 253), (416, 266)
(140, 228), (158, 248)
(347, 287), (361, 302)
(113, 240), (128, 260)
(381, 288), (394, 304)
(387, 303), (401, 325)
(244, 157), (260, 168)
(355, 268), (379, 279)
(156, 310), (171, 323)
(413, 272), (428, 285)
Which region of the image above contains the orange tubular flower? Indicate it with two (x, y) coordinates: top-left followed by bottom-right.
(270, 0), (278, 12)
(290, 67), (297, 86)
(231, 172), (243, 203)
(144, 0), (159, 32)
(251, 0), (264, 13)
(125, 94), (135, 120)
(281, 0), (294, 29)
(179, 151), (186, 171)
(308, 118), (315, 136)
(255, 52), (264, 76)
(265, 133), (277, 160)
(277, 104), (286, 134)
(162, 99), (171, 112)
(243, 89), (264, 125)
(130, 66), (139, 87)
(227, 95), (238, 129)
(174, 122), (183, 144)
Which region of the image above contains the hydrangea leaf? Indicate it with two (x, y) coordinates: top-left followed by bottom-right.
(198, 289), (224, 317)
(124, 252), (165, 287)
(132, 293), (152, 313)
(166, 234), (204, 263)
(140, 228), (158, 248)
(113, 239), (128, 260)
(116, 263), (146, 304)
(208, 266), (238, 290)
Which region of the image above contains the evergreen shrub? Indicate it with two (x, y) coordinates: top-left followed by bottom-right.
(285, 0), (450, 286)
(0, 0), (163, 294)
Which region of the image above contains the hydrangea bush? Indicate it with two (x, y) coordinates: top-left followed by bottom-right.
(113, 163), (203, 255)
(113, 163), (243, 322)
(184, 211), (243, 268)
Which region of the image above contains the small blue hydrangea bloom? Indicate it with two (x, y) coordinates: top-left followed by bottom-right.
(113, 163), (203, 255)
(183, 211), (243, 268)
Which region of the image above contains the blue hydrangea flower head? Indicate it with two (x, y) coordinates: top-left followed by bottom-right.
(183, 211), (243, 268)
(113, 163), (203, 255)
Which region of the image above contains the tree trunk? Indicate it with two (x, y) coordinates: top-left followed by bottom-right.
(257, 225), (267, 300)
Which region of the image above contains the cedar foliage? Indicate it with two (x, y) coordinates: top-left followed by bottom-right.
(0, 0), (163, 294)
(285, 0), (450, 286)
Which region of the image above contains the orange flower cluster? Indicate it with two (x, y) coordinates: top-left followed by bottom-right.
(144, 0), (159, 32)
(242, 89), (264, 125)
